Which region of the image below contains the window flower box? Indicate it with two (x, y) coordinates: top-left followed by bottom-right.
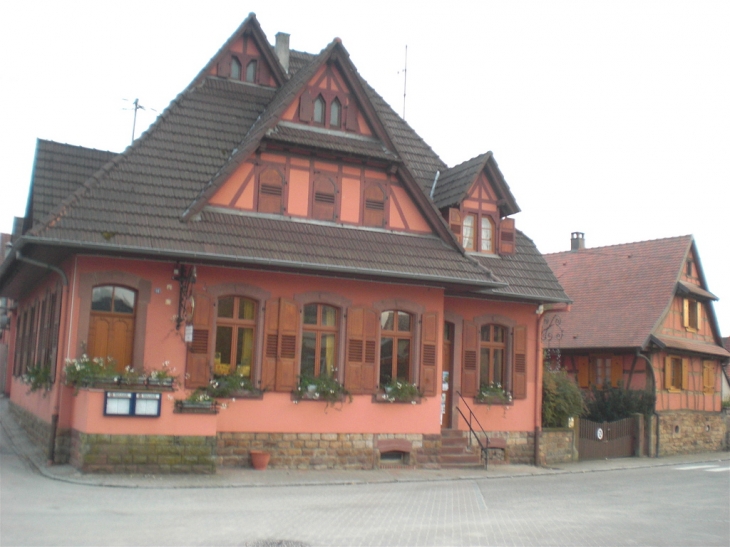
(475, 383), (512, 405)
(292, 374), (351, 406)
(173, 400), (218, 414)
(373, 380), (423, 404)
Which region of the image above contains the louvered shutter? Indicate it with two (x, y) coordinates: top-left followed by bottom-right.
(312, 178), (336, 220)
(345, 100), (359, 131)
(576, 356), (589, 388)
(512, 325), (527, 399)
(702, 360), (714, 393)
(261, 298), (279, 391)
(299, 89), (313, 122)
(498, 218), (516, 255)
(462, 322), (478, 397)
(258, 169), (283, 214)
(186, 292), (212, 389)
(611, 356), (623, 387)
(275, 298), (299, 392)
(420, 312), (438, 397)
(681, 358), (689, 390)
(344, 307), (377, 394)
(448, 208), (462, 245)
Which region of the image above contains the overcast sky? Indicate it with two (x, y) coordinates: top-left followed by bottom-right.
(1, 1), (728, 331)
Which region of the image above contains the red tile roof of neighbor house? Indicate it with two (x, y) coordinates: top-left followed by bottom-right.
(0, 13), (568, 304)
(544, 236), (729, 357)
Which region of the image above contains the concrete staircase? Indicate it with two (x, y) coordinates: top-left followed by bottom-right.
(439, 429), (484, 469)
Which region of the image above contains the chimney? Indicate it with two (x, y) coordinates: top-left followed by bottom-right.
(275, 32), (290, 74)
(570, 232), (585, 251)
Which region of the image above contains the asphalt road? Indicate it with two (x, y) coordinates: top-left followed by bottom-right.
(2, 423), (728, 547)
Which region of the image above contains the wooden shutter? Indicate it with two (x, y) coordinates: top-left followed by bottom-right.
(682, 299), (689, 328)
(681, 358), (689, 390)
(258, 169), (283, 214)
(258, 58), (272, 85)
(363, 185), (385, 227)
(344, 307), (377, 394)
(261, 298), (279, 391)
(275, 298), (299, 392)
(702, 360), (714, 393)
(217, 58), (231, 78)
(345, 100), (359, 131)
(420, 312), (438, 397)
(299, 89), (313, 122)
(696, 301), (702, 331)
(448, 208), (462, 245)
(498, 217), (516, 255)
(611, 356), (623, 387)
(588, 358), (598, 387)
(461, 322), (478, 397)
(186, 292), (212, 389)
(312, 178), (336, 221)
(512, 325), (527, 399)
(664, 356), (673, 390)
(576, 356), (589, 388)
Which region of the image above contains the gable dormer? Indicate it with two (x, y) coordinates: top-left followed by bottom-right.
(436, 153), (520, 256)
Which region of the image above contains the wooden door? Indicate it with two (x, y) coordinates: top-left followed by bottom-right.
(87, 286), (136, 372)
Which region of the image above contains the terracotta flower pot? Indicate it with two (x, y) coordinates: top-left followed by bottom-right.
(250, 450), (271, 470)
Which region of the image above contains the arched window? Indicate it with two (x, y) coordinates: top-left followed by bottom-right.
(462, 214), (476, 251)
(312, 177), (336, 221)
(379, 310), (412, 386)
(480, 216), (494, 252)
(363, 184), (386, 227)
(214, 296), (256, 379)
(330, 98), (341, 128)
(88, 286), (136, 372)
(257, 168), (284, 214)
(246, 60), (257, 83)
(480, 324), (506, 388)
(301, 304), (338, 377)
(313, 95), (325, 124)
(230, 57), (242, 80)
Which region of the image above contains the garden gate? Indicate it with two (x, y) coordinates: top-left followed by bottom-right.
(578, 417), (635, 460)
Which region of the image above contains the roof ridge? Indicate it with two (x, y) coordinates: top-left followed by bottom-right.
(543, 234), (693, 257)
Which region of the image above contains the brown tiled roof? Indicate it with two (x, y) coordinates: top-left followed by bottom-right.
(26, 140), (117, 230)
(472, 231), (570, 303)
(652, 335), (730, 358)
(544, 236), (698, 350)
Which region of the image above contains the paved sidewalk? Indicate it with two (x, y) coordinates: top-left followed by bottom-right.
(2, 395), (728, 490)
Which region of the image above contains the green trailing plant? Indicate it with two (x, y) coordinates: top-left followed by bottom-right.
(722, 397), (730, 410)
(293, 373), (351, 404)
(380, 379), (423, 403)
(583, 384), (655, 422)
(22, 363), (53, 394)
(476, 382), (512, 403)
(207, 374), (257, 398)
(542, 366), (586, 428)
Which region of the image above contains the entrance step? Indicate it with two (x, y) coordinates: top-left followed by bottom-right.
(438, 430), (483, 469)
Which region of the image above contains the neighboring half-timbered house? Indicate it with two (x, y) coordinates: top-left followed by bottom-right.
(0, 15), (569, 472)
(544, 233), (729, 455)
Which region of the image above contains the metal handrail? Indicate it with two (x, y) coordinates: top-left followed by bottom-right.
(456, 391), (492, 469)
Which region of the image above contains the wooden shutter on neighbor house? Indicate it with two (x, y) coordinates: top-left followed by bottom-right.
(186, 292), (212, 389)
(664, 356), (673, 390)
(703, 360), (715, 393)
(420, 312), (438, 397)
(448, 208), (462, 245)
(299, 89), (313, 122)
(611, 356), (623, 387)
(498, 218), (516, 255)
(344, 307), (378, 394)
(512, 325), (527, 399)
(217, 58), (231, 78)
(275, 298), (300, 392)
(461, 322), (478, 397)
(261, 298), (280, 391)
(576, 356), (590, 388)
(681, 358), (689, 390)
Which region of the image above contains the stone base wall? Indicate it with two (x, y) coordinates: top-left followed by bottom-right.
(217, 432), (442, 470)
(657, 410), (726, 456)
(8, 401), (72, 463)
(472, 431), (536, 464)
(70, 431), (216, 473)
(540, 428), (575, 465)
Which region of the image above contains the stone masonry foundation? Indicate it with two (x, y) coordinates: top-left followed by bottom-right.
(657, 410), (725, 456)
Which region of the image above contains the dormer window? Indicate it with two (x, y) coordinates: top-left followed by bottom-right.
(246, 60), (257, 83)
(330, 98), (341, 128)
(480, 217), (494, 253)
(463, 214), (476, 251)
(313, 95), (326, 124)
(231, 58), (242, 80)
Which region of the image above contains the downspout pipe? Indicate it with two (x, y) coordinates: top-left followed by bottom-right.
(16, 251), (69, 464)
(636, 350), (660, 457)
(534, 309), (545, 466)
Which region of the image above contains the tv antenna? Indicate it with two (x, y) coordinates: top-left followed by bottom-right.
(402, 45), (408, 119)
(123, 98), (158, 144)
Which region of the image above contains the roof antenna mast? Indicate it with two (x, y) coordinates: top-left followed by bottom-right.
(402, 45), (408, 120)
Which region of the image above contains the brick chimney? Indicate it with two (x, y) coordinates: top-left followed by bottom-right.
(570, 232), (585, 251)
(275, 32), (290, 74)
